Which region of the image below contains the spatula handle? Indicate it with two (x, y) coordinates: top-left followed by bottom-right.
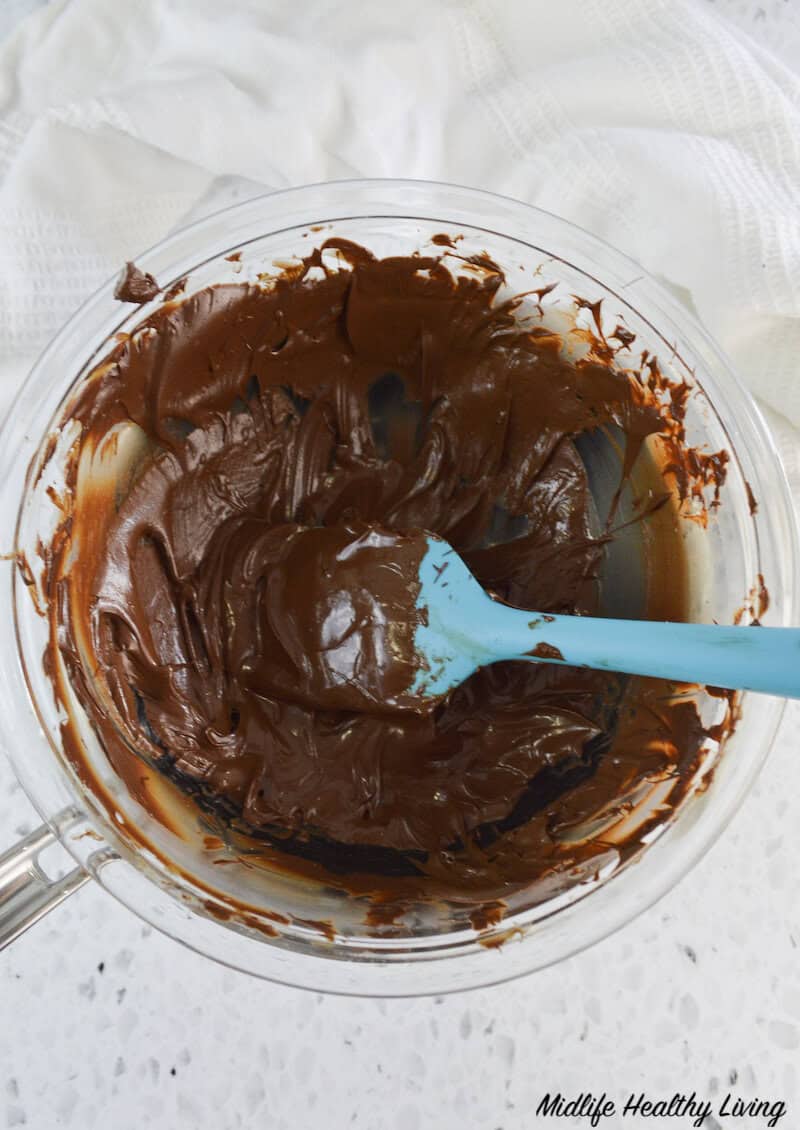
(501, 609), (800, 699)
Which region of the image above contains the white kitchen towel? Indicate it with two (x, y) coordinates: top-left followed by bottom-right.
(0, 0), (799, 485)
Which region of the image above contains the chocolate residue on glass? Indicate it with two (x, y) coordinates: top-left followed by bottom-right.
(162, 275), (188, 303)
(36, 239), (736, 919)
(114, 261), (160, 305)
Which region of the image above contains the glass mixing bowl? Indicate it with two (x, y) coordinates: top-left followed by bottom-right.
(0, 180), (796, 995)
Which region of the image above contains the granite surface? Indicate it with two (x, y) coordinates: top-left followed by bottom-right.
(2, 2), (800, 1128)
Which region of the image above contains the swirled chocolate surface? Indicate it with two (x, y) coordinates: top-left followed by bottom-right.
(43, 240), (729, 903)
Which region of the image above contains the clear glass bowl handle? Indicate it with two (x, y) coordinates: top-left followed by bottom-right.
(0, 810), (91, 949)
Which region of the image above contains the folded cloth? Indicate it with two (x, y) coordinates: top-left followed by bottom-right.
(0, 0), (798, 494)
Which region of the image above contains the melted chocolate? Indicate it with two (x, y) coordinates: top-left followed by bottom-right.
(529, 642), (565, 661)
(114, 261), (160, 304)
(41, 240), (729, 905)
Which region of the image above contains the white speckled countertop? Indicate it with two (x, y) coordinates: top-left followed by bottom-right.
(2, 2), (800, 1128)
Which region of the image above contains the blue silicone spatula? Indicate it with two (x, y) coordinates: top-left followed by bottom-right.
(413, 535), (800, 703)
